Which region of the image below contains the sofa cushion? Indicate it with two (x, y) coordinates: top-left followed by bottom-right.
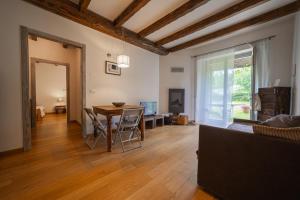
(261, 114), (300, 128)
(227, 123), (253, 133)
(253, 124), (300, 142)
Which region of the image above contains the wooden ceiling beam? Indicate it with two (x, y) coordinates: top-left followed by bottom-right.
(157, 0), (268, 45)
(168, 1), (300, 52)
(79, 0), (91, 12)
(22, 0), (168, 55)
(114, 0), (151, 27)
(139, 0), (210, 37)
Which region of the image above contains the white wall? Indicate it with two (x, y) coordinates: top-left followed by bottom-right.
(159, 50), (194, 118)
(36, 63), (66, 113)
(293, 12), (300, 115)
(160, 16), (295, 119)
(0, 0), (159, 152)
(29, 38), (81, 121)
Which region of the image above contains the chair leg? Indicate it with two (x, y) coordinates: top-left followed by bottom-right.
(113, 131), (118, 144)
(128, 128), (135, 143)
(135, 128), (142, 147)
(117, 128), (142, 152)
(86, 127), (107, 149)
(98, 128), (107, 139)
(117, 131), (125, 152)
(85, 134), (101, 149)
(93, 125), (97, 137)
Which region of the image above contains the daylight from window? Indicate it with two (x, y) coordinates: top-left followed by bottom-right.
(196, 45), (253, 127)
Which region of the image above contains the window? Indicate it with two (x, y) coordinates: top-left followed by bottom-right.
(195, 45), (253, 127)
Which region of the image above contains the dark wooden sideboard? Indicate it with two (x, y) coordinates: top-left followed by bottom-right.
(258, 87), (291, 121)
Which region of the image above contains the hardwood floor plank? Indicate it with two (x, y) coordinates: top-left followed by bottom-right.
(0, 114), (215, 200)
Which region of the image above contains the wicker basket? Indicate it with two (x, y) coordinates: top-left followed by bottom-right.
(253, 124), (300, 142)
(177, 115), (188, 125)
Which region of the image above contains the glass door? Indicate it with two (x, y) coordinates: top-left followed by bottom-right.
(195, 45), (253, 127)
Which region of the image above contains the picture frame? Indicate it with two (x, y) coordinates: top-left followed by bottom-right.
(105, 61), (121, 76)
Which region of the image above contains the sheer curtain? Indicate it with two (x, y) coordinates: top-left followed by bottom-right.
(251, 39), (270, 117)
(195, 48), (235, 127)
(252, 39), (270, 91)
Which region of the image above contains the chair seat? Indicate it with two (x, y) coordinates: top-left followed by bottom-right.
(115, 121), (136, 127)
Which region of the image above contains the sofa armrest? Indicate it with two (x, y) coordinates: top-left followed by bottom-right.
(197, 124), (300, 200)
(233, 118), (260, 124)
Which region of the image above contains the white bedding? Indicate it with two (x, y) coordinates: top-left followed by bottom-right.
(36, 105), (46, 117)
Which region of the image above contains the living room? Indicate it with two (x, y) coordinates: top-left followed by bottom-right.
(0, 0), (300, 199)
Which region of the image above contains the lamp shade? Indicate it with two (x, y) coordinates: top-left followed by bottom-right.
(57, 97), (63, 102)
(117, 55), (130, 68)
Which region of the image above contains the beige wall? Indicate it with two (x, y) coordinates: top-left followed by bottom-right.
(159, 50), (194, 117)
(0, 0), (159, 152)
(159, 16), (295, 119)
(29, 38), (81, 122)
(35, 63), (66, 113)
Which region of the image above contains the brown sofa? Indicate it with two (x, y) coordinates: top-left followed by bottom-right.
(197, 124), (300, 200)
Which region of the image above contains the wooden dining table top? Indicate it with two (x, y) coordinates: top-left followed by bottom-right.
(93, 105), (144, 116)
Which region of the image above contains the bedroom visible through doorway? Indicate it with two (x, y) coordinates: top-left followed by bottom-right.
(31, 59), (69, 127)
(21, 27), (86, 151)
(28, 36), (82, 146)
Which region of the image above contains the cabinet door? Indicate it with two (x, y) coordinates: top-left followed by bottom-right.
(274, 88), (291, 115)
(259, 90), (276, 116)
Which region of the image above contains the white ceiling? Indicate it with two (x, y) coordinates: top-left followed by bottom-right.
(145, 0), (239, 41)
(163, 0), (295, 48)
(84, 0), (297, 50)
(89, 0), (133, 20)
(123, 0), (189, 32)
(188, 14), (294, 51)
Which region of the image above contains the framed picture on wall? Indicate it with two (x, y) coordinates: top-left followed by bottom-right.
(105, 61), (121, 76)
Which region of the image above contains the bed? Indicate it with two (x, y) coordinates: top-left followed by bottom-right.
(36, 105), (45, 120)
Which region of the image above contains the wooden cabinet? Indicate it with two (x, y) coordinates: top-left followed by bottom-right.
(258, 87), (291, 121)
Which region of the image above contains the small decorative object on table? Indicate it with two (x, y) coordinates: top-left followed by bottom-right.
(112, 102), (125, 107)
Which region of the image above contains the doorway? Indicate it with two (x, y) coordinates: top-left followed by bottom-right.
(30, 58), (70, 128)
(21, 27), (86, 151)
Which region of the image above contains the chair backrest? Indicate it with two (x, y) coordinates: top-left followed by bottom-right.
(118, 108), (144, 130)
(84, 108), (105, 129)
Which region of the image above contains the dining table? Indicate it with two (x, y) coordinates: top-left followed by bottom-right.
(93, 105), (145, 152)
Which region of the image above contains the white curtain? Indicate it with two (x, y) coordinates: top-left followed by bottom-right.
(195, 48), (235, 127)
(251, 39), (270, 117)
(252, 39), (270, 92)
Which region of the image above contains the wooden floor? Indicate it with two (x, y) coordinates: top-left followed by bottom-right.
(0, 114), (215, 200)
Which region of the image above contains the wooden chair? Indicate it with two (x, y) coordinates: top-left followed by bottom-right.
(84, 108), (107, 149)
(115, 108), (144, 152)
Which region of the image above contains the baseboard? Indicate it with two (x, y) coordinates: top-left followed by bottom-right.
(0, 148), (23, 156)
(45, 112), (56, 114)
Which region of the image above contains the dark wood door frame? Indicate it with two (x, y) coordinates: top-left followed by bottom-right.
(21, 26), (86, 151)
(31, 58), (71, 127)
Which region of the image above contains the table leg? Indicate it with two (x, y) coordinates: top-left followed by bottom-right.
(106, 115), (112, 152)
(139, 114), (145, 141)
